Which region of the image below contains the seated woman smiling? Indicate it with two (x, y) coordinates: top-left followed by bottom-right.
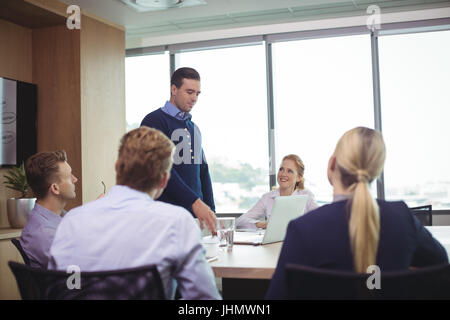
(236, 154), (318, 230)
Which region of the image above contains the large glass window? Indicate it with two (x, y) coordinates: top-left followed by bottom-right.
(272, 35), (375, 204)
(177, 45), (269, 213)
(379, 30), (450, 209)
(125, 25), (450, 212)
(125, 53), (170, 131)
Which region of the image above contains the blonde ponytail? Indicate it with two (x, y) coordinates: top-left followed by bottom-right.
(335, 127), (385, 273)
(349, 178), (380, 273)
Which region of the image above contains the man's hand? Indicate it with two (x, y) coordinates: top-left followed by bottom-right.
(192, 198), (216, 233)
(255, 221), (268, 229)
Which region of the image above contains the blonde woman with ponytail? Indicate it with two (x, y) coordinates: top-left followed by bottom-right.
(236, 154), (318, 230)
(266, 127), (448, 299)
(333, 126), (385, 273)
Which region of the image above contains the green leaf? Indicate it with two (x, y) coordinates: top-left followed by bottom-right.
(3, 162), (29, 198)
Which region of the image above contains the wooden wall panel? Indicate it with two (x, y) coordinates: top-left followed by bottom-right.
(0, 19), (32, 228)
(0, 0), (66, 29)
(0, 239), (23, 299)
(0, 19), (32, 83)
(80, 16), (125, 203)
(32, 25), (82, 210)
(0, 11), (125, 223)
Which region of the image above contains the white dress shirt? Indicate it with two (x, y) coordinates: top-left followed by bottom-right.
(236, 189), (319, 230)
(48, 185), (221, 300)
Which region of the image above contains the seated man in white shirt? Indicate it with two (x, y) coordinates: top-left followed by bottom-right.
(48, 126), (221, 300)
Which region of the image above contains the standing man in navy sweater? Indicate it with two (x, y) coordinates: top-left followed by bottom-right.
(141, 67), (216, 233)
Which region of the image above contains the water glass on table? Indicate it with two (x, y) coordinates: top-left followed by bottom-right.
(216, 217), (235, 251)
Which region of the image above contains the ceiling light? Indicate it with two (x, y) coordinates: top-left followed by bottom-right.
(121, 0), (207, 12)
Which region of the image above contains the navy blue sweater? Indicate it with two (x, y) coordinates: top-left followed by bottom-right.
(141, 108), (215, 215)
(266, 200), (449, 299)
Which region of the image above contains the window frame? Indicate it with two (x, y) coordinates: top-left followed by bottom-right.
(125, 17), (450, 209)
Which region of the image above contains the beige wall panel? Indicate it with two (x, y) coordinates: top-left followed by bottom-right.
(0, 19), (32, 228)
(80, 16), (125, 203)
(24, 0), (67, 18)
(32, 25), (82, 210)
(0, 239), (23, 300)
(0, 19), (32, 82)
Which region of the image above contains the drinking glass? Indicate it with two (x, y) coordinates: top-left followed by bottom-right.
(216, 217), (235, 251)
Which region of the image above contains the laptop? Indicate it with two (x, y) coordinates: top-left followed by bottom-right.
(234, 195), (308, 245)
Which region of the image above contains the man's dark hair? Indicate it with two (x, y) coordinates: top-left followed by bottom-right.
(25, 150), (67, 199)
(171, 67), (200, 88)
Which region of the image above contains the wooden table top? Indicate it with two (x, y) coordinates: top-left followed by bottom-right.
(426, 226), (450, 256)
(204, 241), (282, 279)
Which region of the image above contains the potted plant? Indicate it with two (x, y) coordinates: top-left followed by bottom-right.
(4, 162), (36, 228)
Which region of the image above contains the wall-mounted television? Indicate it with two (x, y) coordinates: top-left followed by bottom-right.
(0, 77), (37, 167)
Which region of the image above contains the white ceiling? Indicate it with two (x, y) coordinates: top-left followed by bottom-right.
(60, 0), (450, 40)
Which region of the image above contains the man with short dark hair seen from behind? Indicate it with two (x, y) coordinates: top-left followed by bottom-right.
(48, 127), (221, 300)
(19, 150), (78, 268)
(141, 67), (216, 233)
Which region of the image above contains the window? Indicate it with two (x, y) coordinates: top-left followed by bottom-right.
(379, 30), (450, 209)
(125, 53), (170, 131)
(177, 45), (269, 212)
(125, 23), (450, 211)
(272, 35), (375, 204)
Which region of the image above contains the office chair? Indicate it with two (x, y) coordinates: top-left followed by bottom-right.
(286, 263), (450, 300)
(11, 239), (31, 266)
(410, 205), (433, 226)
(8, 261), (166, 300)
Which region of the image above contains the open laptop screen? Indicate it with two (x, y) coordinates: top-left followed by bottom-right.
(234, 195), (308, 245)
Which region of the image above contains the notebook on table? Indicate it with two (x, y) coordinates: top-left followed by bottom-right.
(234, 195), (308, 245)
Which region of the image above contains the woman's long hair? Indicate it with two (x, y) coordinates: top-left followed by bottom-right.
(334, 127), (386, 273)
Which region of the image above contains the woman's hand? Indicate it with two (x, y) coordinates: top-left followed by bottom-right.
(255, 221), (268, 229)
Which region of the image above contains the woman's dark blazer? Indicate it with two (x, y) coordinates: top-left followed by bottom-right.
(265, 200), (449, 299)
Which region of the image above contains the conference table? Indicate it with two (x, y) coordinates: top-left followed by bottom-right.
(426, 226), (450, 255)
(203, 226), (450, 299)
(204, 241), (281, 299)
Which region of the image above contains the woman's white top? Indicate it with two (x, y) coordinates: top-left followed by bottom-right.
(236, 189), (319, 230)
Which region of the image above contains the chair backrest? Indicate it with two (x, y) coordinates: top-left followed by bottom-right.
(410, 205), (432, 226)
(286, 263), (450, 300)
(8, 261), (166, 300)
(11, 239), (31, 266)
